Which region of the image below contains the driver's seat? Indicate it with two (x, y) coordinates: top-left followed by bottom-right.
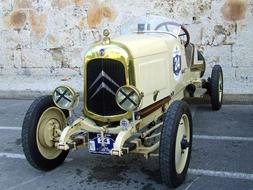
(185, 43), (195, 67)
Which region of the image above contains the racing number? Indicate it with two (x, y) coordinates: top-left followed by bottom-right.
(173, 54), (182, 76)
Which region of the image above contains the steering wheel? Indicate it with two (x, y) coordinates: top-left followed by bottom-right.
(155, 22), (190, 48)
(179, 25), (190, 48)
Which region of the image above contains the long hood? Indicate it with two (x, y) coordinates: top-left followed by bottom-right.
(113, 34), (174, 58)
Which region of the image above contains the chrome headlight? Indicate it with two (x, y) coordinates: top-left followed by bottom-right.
(116, 86), (142, 112)
(52, 86), (79, 110)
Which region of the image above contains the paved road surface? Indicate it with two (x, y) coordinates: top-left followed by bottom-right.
(0, 99), (253, 190)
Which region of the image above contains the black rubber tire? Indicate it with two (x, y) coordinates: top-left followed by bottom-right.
(22, 95), (69, 171)
(211, 65), (223, 111)
(159, 101), (193, 188)
(198, 51), (206, 78)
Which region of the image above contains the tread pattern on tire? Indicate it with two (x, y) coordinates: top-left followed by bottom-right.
(22, 95), (69, 171)
(159, 100), (192, 188)
(211, 65), (223, 111)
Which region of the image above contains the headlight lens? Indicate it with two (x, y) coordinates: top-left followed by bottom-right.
(116, 86), (142, 112)
(52, 86), (78, 110)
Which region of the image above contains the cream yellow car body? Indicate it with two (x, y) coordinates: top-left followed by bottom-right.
(84, 33), (202, 123)
(22, 16), (223, 188)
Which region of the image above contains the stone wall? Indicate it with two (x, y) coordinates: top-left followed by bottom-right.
(0, 0), (252, 94)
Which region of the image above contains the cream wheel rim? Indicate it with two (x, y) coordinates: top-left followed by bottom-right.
(219, 73), (223, 103)
(175, 114), (190, 174)
(36, 107), (66, 160)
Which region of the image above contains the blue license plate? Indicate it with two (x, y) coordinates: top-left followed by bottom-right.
(89, 133), (115, 155)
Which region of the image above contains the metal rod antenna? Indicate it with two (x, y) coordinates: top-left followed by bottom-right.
(145, 11), (150, 31)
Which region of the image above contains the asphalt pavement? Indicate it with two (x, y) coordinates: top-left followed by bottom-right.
(0, 99), (253, 190)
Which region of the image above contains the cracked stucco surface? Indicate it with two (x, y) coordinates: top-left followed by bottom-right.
(0, 0), (252, 94)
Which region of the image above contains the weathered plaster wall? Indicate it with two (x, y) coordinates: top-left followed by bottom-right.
(0, 0), (252, 94)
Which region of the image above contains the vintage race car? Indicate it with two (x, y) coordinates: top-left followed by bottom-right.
(22, 15), (223, 188)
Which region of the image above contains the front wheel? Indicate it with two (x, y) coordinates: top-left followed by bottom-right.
(159, 101), (192, 188)
(22, 95), (69, 171)
(211, 65), (223, 111)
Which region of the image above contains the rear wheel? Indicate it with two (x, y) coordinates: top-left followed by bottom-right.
(211, 65), (223, 111)
(22, 95), (69, 171)
(198, 51), (206, 78)
(159, 101), (192, 188)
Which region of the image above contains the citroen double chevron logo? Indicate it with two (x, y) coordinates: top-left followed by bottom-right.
(89, 70), (120, 100)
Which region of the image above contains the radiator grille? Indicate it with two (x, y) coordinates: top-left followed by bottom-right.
(86, 59), (126, 116)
